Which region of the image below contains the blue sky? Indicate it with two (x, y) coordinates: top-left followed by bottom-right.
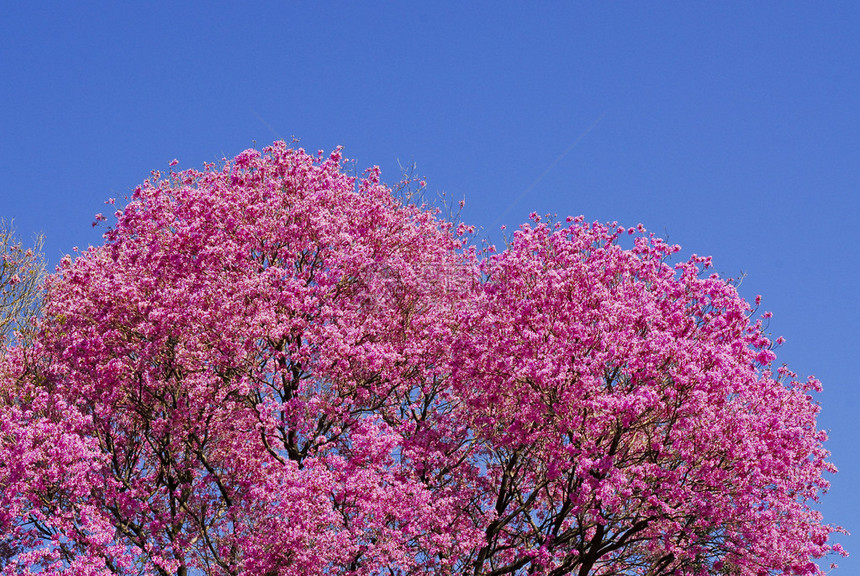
(1, 2), (858, 571)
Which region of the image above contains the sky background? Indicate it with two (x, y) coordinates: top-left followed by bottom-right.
(1, 2), (857, 571)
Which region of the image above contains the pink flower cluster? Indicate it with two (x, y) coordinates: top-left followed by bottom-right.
(0, 143), (845, 575)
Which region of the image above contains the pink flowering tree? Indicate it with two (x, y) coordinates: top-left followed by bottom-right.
(0, 143), (845, 575)
(454, 216), (845, 575)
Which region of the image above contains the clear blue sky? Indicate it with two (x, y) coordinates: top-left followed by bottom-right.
(2, 2), (857, 571)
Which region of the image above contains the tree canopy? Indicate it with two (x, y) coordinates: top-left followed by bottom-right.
(0, 220), (45, 350)
(0, 143), (844, 575)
